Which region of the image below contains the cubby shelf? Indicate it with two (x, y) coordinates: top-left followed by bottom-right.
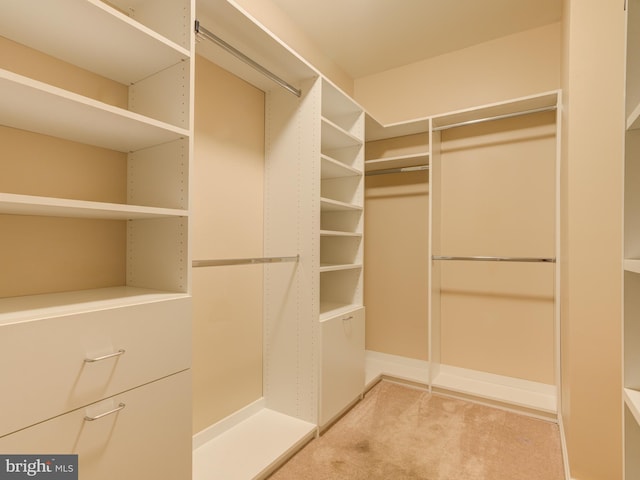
(321, 118), (363, 149)
(626, 388), (640, 426)
(0, 0), (190, 85)
(321, 154), (362, 178)
(320, 197), (363, 212)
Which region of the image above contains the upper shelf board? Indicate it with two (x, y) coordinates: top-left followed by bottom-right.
(365, 115), (430, 142)
(432, 91), (560, 131)
(196, 0), (317, 94)
(0, 0), (190, 85)
(0, 193), (187, 220)
(0, 69), (188, 152)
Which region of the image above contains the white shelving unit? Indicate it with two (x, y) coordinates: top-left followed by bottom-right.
(0, 1), (194, 478)
(365, 152), (430, 173)
(625, 1), (640, 477)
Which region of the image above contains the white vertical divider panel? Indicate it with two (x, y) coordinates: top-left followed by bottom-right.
(128, 138), (189, 209)
(113, 0), (192, 50)
(428, 122), (441, 387)
(127, 216), (188, 292)
(129, 60), (190, 128)
(263, 76), (321, 424)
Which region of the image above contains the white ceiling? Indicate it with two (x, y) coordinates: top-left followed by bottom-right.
(268, 0), (563, 79)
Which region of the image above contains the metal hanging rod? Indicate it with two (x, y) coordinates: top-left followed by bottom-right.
(195, 20), (302, 98)
(365, 165), (429, 176)
(432, 105), (557, 132)
(192, 255), (299, 268)
(432, 255), (556, 263)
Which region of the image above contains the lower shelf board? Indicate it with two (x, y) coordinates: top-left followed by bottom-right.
(192, 408), (317, 480)
(625, 388), (640, 425)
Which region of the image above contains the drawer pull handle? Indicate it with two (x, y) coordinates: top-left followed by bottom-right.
(342, 316), (354, 321)
(84, 349), (126, 363)
(84, 403), (126, 422)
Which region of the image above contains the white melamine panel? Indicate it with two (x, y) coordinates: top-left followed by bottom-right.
(627, 0), (640, 120)
(0, 371), (192, 480)
(128, 138), (189, 210)
(112, 0), (193, 50)
(625, 272), (640, 390)
(193, 408), (316, 480)
(365, 152), (430, 172)
(365, 114), (430, 142)
(320, 307), (365, 426)
(262, 78), (319, 423)
(321, 154), (362, 179)
(431, 91), (558, 130)
(0, 193), (186, 220)
(0, 69), (189, 152)
(626, 404), (640, 480)
(320, 197), (363, 212)
(127, 217), (188, 292)
(129, 60), (190, 128)
(321, 118), (363, 150)
(0, 296), (190, 437)
(0, 0), (189, 85)
(320, 264), (363, 273)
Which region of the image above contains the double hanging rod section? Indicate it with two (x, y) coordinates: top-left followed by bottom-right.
(195, 20), (302, 98)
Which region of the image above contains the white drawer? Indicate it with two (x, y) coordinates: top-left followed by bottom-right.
(0, 370), (191, 480)
(0, 297), (191, 437)
(320, 306), (365, 426)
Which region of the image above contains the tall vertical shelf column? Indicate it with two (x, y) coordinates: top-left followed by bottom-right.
(624, 0), (640, 477)
(318, 79), (366, 427)
(0, 1), (194, 478)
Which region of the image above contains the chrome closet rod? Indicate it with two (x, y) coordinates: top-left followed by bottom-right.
(432, 255), (556, 263)
(192, 255), (299, 268)
(365, 165), (429, 176)
(195, 20), (302, 98)
(432, 105), (557, 131)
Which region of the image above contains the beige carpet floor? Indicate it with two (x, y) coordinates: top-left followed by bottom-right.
(269, 380), (565, 480)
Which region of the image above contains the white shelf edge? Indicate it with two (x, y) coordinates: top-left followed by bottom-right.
(628, 101), (640, 130)
(0, 286), (189, 326)
(0, 0), (189, 85)
(625, 259), (640, 274)
(625, 388), (640, 426)
(321, 154), (362, 178)
(0, 193), (187, 220)
(365, 152), (430, 172)
(192, 408), (316, 480)
(0, 69), (189, 152)
(320, 230), (362, 237)
(319, 263), (363, 273)
(320, 197), (363, 212)
(321, 117), (363, 147)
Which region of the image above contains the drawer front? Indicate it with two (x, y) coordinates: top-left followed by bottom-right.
(320, 307), (365, 426)
(0, 297), (191, 436)
(0, 371), (191, 480)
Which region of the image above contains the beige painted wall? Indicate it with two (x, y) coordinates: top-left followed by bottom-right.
(561, 1), (625, 479)
(354, 23), (562, 124)
(192, 55), (265, 434)
(360, 24), (562, 372)
(0, 37), (128, 298)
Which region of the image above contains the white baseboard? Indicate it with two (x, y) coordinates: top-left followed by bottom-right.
(365, 350), (558, 419)
(192, 397), (266, 450)
(365, 350), (430, 387)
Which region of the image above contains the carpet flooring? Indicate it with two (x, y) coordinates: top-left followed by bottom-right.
(269, 380), (565, 480)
